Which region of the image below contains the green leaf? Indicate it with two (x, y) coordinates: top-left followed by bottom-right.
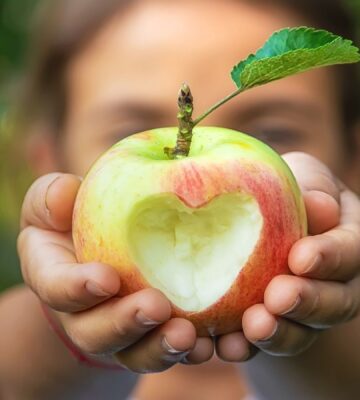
(231, 27), (360, 90)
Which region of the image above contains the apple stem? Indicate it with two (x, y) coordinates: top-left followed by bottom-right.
(164, 83), (194, 159)
(164, 83), (246, 159)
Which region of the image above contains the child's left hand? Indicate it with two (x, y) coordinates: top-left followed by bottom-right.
(215, 152), (360, 361)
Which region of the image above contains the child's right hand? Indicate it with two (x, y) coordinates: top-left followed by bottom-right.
(17, 173), (214, 372)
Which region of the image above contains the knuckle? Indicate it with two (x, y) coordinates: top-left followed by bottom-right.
(326, 237), (343, 278)
(17, 227), (28, 252)
(17, 226), (34, 259)
(305, 171), (339, 202)
(140, 288), (167, 307)
(341, 288), (358, 322)
(40, 277), (82, 311)
(67, 325), (99, 355)
(299, 290), (320, 322)
(109, 320), (137, 351)
(35, 279), (54, 307)
(325, 227), (360, 280)
(17, 229), (31, 279)
(112, 322), (128, 339)
(61, 284), (85, 309)
(17, 227), (40, 286)
(317, 170), (338, 197)
(36, 268), (74, 310)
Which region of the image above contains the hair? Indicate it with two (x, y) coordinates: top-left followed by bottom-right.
(20, 0), (359, 145)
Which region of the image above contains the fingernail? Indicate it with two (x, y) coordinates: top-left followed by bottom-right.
(280, 295), (301, 316)
(135, 311), (161, 327)
(85, 280), (112, 297)
(162, 337), (187, 355)
(303, 254), (322, 274)
(45, 176), (62, 217)
(256, 322), (279, 344)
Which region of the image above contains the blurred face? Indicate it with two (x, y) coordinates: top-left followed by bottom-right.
(56, 0), (356, 184)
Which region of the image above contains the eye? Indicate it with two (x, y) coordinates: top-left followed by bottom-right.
(251, 126), (302, 145)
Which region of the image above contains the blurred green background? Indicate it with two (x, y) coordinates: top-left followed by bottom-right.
(0, 0), (39, 291)
(0, 0), (360, 293)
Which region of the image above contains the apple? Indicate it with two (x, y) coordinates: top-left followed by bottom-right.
(73, 126), (307, 336)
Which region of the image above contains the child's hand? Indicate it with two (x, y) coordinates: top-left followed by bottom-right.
(216, 152), (360, 361)
(18, 151), (360, 370)
(17, 173), (214, 372)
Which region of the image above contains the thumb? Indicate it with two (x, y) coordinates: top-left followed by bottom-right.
(21, 173), (82, 232)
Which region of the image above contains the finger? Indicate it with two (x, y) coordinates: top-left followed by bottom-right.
(215, 332), (256, 362)
(282, 152), (341, 234)
(115, 318), (197, 373)
(18, 226), (120, 312)
(264, 275), (360, 328)
(59, 288), (173, 359)
(303, 190), (340, 234)
(289, 189), (360, 281)
(282, 152), (340, 202)
(243, 304), (318, 356)
(20, 173), (81, 232)
(181, 337), (214, 365)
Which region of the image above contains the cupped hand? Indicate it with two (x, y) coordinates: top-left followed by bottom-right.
(216, 152), (360, 361)
(18, 152), (360, 369)
(17, 173), (214, 372)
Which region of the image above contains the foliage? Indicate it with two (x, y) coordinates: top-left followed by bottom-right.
(0, 0), (39, 290)
(231, 27), (360, 90)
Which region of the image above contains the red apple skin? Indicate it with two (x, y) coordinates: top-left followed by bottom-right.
(73, 127), (307, 336)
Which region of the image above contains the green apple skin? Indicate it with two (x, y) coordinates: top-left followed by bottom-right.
(73, 127), (307, 336)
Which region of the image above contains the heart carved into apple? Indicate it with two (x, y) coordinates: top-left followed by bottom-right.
(129, 192), (262, 314)
(72, 27), (360, 335)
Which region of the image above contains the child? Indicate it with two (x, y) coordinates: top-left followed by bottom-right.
(2, 0), (360, 398)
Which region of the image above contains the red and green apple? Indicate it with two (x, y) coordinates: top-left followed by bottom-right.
(73, 126), (306, 335)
